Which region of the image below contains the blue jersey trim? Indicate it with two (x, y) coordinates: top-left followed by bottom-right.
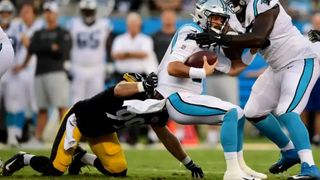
(168, 93), (227, 116)
(286, 58), (314, 112)
(171, 22), (203, 49)
(253, 0), (259, 16)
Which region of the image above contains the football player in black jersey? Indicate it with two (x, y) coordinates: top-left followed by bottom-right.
(2, 73), (204, 179)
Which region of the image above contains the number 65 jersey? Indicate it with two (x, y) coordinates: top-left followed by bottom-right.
(70, 87), (168, 138)
(68, 18), (112, 66)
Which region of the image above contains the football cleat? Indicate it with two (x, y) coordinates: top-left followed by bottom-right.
(269, 149), (300, 174)
(2, 151), (26, 176)
(68, 146), (87, 175)
(241, 165), (267, 179)
(224, 170), (258, 180)
(287, 162), (320, 180)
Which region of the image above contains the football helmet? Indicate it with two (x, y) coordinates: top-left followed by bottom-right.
(225, 0), (249, 13)
(79, 0), (97, 25)
(0, 0), (15, 25)
(192, 0), (230, 33)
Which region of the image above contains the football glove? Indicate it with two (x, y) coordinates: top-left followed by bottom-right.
(184, 160), (204, 179)
(142, 72), (158, 97)
(123, 73), (144, 82)
(187, 31), (232, 47)
(308, 30), (320, 43)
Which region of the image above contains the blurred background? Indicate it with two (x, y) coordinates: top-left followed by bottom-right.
(0, 0), (319, 149)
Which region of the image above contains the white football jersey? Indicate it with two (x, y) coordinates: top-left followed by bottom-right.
(311, 41), (320, 58)
(68, 18), (112, 66)
(3, 21), (21, 55)
(242, 0), (317, 69)
(0, 26), (8, 40)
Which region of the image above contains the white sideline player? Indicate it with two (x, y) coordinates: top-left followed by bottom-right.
(191, 0), (320, 179)
(68, 0), (112, 103)
(0, 2), (14, 78)
(156, 0), (265, 179)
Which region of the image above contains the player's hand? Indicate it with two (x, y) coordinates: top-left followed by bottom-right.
(203, 56), (217, 75)
(308, 30), (320, 42)
(188, 31), (231, 47)
(185, 161), (204, 179)
(143, 72), (158, 96)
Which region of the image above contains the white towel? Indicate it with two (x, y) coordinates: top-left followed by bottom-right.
(123, 99), (166, 114)
(64, 113), (78, 151)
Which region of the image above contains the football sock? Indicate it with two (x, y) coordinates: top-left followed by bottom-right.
(281, 140), (295, 152)
(221, 108), (238, 152)
(278, 112), (311, 150)
(253, 114), (290, 149)
(80, 153), (97, 166)
(23, 154), (35, 165)
(279, 112), (314, 165)
(224, 152), (240, 171)
(298, 149), (315, 166)
(29, 156), (63, 176)
(237, 116), (245, 152)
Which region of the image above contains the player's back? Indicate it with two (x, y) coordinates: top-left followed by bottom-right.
(72, 87), (168, 137)
(245, 0), (317, 69)
(156, 23), (204, 98)
(69, 18), (112, 66)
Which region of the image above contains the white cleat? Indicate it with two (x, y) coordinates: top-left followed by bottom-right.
(223, 170), (258, 180)
(241, 165), (268, 179)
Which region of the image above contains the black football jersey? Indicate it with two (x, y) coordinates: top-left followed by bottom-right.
(72, 87), (168, 137)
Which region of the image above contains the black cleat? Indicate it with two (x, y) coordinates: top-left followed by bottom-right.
(269, 149), (300, 174)
(68, 147), (87, 175)
(2, 152), (26, 176)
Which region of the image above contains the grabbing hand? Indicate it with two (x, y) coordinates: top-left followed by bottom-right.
(203, 56), (217, 76)
(187, 31), (230, 47)
(185, 160), (204, 179)
(308, 30), (320, 43)
(142, 72), (158, 97)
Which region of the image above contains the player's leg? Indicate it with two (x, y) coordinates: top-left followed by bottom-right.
(71, 68), (87, 104)
(86, 68), (105, 99)
(243, 68), (298, 174)
(166, 92), (259, 180)
(275, 59), (320, 179)
(3, 110), (78, 176)
(84, 132), (127, 176)
(0, 40), (14, 78)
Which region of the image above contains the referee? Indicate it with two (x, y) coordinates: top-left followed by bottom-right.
(14, 1), (72, 145)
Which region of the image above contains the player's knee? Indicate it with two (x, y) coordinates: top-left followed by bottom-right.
(244, 105), (258, 119)
(233, 106), (244, 119)
(274, 108), (287, 117)
(94, 158), (127, 176)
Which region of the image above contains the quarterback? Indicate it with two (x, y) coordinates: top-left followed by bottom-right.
(191, 0), (320, 179)
(156, 0), (265, 179)
(2, 73), (203, 178)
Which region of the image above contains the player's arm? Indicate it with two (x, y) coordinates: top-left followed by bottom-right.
(114, 73), (158, 97)
(192, 5), (279, 48)
(151, 124), (204, 178)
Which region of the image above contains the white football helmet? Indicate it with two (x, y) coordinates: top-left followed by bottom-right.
(225, 0), (249, 13)
(0, 0), (15, 25)
(79, 0), (97, 25)
(192, 0), (230, 33)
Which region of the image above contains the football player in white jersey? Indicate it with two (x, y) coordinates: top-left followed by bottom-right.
(0, 0), (25, 146)
(190, 0), (320, 179)
(68, 0), (112, 104)
(156, 0), (265, 179)
(0, 0), (14, 78)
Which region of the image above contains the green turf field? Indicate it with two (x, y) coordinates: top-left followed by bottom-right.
(0, 148), (319, 180)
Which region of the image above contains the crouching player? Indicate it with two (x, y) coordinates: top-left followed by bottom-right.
(2, 73), (204, 179)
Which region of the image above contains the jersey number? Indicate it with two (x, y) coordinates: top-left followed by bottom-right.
(76, 31), (100, 49)
(106, 109), (145, 129)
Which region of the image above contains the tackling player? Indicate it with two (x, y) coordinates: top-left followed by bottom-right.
(2, 73), (204, 179)
(156, 0), (265, 179)
(190, 0), (320, 179)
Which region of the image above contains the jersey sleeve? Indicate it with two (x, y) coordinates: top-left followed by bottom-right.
(245, 0), (279, 27)
(170, 25), (203, 63)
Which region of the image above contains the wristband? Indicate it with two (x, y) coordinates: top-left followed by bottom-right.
(137, 82), (145, 92)
(189, 67), (206, 79)
(242, 50), (257, 65)
(181, 156), (192, 166)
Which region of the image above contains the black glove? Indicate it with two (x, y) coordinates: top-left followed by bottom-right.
(185, 160), (204, 179)
(187, 31), (232, 47)
(142, 72), (158, 97)
(123, 72), (144, 82)
(308, 30), (320, 43)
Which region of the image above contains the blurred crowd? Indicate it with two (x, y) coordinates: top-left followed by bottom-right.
(0, 0), (319, 148)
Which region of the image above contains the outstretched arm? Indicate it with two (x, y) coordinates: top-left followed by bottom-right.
(151, 124), (204, 178)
